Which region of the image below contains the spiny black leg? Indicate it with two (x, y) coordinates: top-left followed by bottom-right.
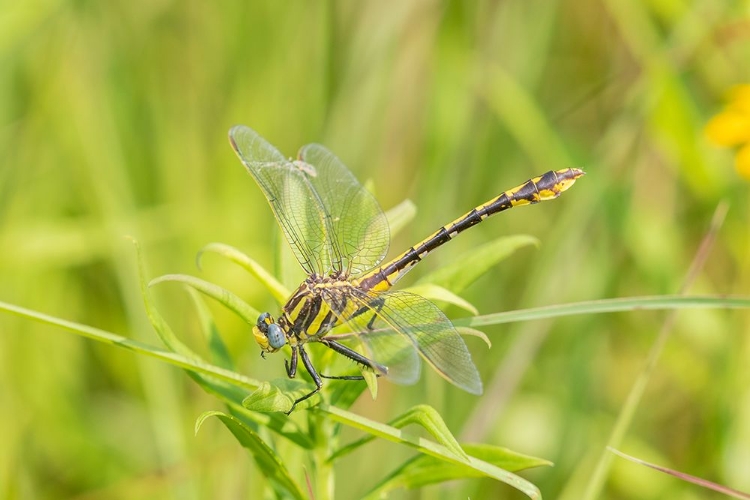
(320, 339), (388, 376)
(365, 297), (385, 330)
(321, 374), (367, 381)
(347, 297), (385, 330)
(356, 297), (385, 330)
(285, 346), (298, 378)
(286, 346), (323, 415)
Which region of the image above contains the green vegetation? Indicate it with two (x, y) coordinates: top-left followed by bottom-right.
(2, 2), (749, 498)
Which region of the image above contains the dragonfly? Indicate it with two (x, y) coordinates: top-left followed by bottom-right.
(229, 125), (584, 413)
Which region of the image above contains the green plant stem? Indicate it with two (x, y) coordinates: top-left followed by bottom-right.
(312, 413), (336, 500)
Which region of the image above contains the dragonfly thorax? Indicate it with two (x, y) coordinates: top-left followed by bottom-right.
(253, 275), (358, 356)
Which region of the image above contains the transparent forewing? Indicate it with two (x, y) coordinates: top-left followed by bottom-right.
(334, 290), (483, 394)
(229, 126), (335, 274)
(298, 144), (390, 276)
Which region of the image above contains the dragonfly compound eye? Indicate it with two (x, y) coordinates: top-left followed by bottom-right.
(266, 323), (286, 350)
(256, 312), (272, 332)
(253, 312), (286, 352)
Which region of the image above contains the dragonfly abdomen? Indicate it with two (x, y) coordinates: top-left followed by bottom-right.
(359, 168), (584, 292)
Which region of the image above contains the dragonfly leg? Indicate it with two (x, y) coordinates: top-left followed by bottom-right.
(320, 339), (388, 376)
(347, 297), (385, 330)
(287, 346), (323, 414)
(321, 374), (367, 381)
(365, 298), (385, 330)
(284, 346), (298, 378)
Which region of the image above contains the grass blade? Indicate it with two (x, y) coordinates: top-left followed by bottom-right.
(456, 295), (750, 328)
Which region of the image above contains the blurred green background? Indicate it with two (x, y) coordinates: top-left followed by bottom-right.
(2, 1), (750, 498)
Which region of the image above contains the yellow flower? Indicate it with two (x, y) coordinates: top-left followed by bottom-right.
(705, 84), (750, 179)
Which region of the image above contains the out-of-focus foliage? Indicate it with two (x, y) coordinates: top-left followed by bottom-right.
(1, 1), (749, 499)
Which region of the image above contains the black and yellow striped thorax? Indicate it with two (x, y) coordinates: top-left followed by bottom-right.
(278, 274), (361, 346)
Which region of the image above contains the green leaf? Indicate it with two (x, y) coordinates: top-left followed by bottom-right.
(196, 411), (305, 500)
(243, 379), (321, 414)
(417, 235), (539, 294)
(456, 326), (492, 349)
(330, 404), (468, 462)
(197, 242), (290, 304)
(149, 273), (260, 325)
(321, 404), (542, 498)
(365, 443), (550, 497)
(362, 370), (378, 399)
(391, 405), (468, 460)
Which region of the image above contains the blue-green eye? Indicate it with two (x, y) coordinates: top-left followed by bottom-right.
(266, 323), (285, 349)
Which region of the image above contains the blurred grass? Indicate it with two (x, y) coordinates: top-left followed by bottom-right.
(1, 1), (750, 499)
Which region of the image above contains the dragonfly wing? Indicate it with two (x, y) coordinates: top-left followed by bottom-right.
(320, 292), (420, 385)
(341, 290), (483, 395)
(298, 144), (390, 276)
(229, 125), (336, 275)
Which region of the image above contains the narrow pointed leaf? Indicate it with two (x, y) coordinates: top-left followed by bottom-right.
(330, 404), (467, 462)
(196, 411), (305, 500)
(456, 326), (492, 349)
(362, 370), (378, 399)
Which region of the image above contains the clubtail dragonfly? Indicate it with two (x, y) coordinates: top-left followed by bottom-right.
(229, 125), (584, 413)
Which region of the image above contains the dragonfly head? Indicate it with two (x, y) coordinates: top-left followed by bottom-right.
(253, 312), (286, 353)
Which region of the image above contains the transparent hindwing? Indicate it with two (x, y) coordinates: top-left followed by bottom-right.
(229, 125), (390, 276)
